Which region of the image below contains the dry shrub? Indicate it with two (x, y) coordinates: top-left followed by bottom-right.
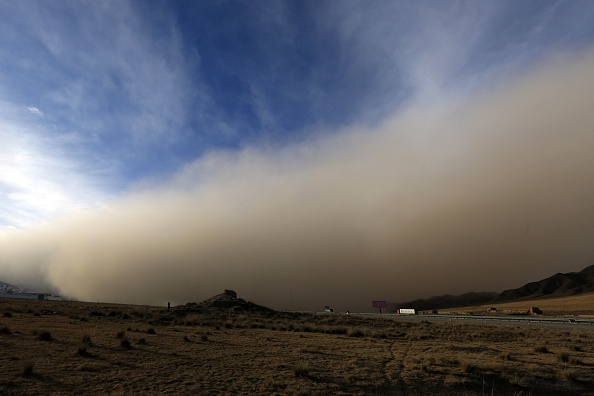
(508, 372), (532, 388)
(201, 334), (208, 342)
(3, 311), (13, 318)
(293, 363), (311, 378)
(77, 364), (103, 373)
(561, 369), (579, 382)
(0, 326), (11, 334)
(348, 328), (365, 338)
(90, 311), (104, 317)
(461, 360), (477, 373)
(300, 347), (322, 354)
(146, 328), (156, 334)
(534, 346), (549, 353)
(329, 327), (347, 335)
(22, 362), (34, 377)
(569, 357), (583, 365)
(38, 331), (52, 341)
(81, 334), (92, 346)
(77, 346), (89, 357)
(443, 374), (466, 387)
(558, 353), (570, 363)
(120, 338), (132, 349)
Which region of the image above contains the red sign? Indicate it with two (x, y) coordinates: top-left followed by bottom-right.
(372, 300), (387, 308)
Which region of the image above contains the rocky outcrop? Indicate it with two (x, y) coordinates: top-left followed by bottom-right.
(175, 290), (274, 314)
(528, 306), (543, 315)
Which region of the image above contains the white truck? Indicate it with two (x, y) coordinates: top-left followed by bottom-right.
(397, 308), (416, 314)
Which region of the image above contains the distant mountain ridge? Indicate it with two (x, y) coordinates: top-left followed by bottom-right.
(0, 280), (25, 294)
(494, 264), (594, 302)
(397, 264), (594, 311)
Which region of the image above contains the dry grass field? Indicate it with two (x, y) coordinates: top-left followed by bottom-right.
(449, 292), (594, 317)
(2, 298), (594, 395)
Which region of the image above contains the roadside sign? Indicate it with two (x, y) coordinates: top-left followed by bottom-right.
(372, 301), (387, 308)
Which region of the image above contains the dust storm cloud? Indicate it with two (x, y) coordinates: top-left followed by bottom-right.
(2, 50), (594, 311)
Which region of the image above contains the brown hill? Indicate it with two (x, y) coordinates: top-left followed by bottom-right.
(397, 264), (594, 311)
(494, 264), (594, 302)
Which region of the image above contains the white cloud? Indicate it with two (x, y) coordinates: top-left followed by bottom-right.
(0, 1), (197, 145)
(0, 103), (109, 229)
(0, 1), (201, 227)
(26, 107), (44, 117)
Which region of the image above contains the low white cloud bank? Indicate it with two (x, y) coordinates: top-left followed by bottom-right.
(2, 50), (594, 311)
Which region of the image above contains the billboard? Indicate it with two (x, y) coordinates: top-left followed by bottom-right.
(372, 300), (387, 308)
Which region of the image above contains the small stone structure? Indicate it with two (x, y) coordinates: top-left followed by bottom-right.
(224, 289), (237, 298)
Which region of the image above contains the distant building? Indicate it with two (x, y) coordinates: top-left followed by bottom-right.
(0, 293), (62, 301)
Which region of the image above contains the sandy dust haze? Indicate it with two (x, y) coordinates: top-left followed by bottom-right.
(2, 50), (594, 311)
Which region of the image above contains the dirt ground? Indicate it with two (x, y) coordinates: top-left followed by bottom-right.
(1, 298), (594, 395)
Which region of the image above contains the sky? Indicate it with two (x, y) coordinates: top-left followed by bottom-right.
(1, 1), (594, 311)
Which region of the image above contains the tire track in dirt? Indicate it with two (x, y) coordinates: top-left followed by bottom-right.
(383, 339), (411, 395)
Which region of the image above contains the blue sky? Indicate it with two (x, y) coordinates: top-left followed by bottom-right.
(2, 1), (594, 309)
(2, 0), (593, 229)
